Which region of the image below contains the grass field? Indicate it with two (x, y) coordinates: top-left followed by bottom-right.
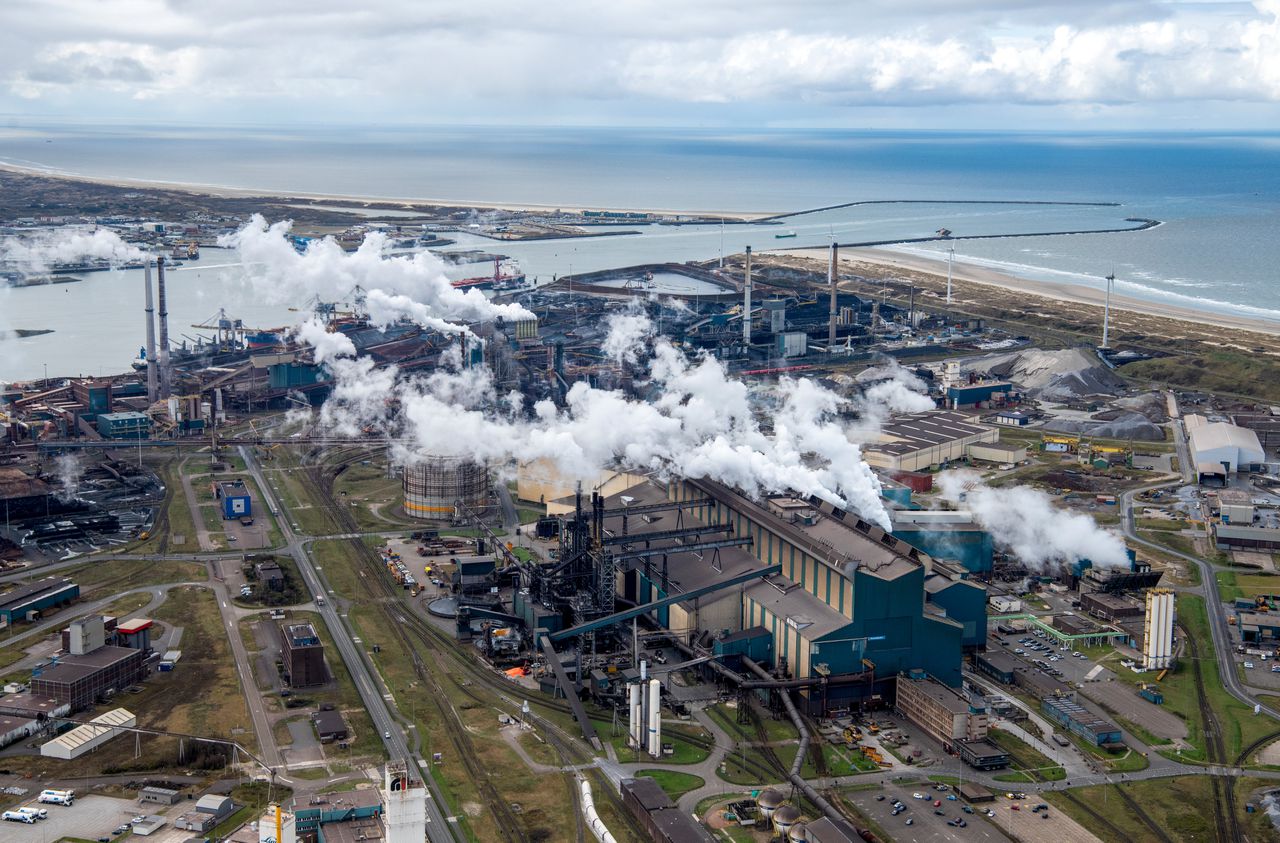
(987, 729), (1065, 782)
(1216, 569), (1280, 603)
(635, 769), (704, 800)
(1043, 775), (1267, 842)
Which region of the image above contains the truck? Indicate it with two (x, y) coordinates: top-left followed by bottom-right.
(37, 789), (74, 805)
(1051, 734), (1070, 747)
(315, 595), (326, 607)
(2, 810), (34, 823)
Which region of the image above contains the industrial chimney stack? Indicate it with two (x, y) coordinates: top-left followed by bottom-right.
(827, 241), (839, 346)
(156, 256), (172, 400)
(143, 256), (159, 405)
(742, 246), (752, 345)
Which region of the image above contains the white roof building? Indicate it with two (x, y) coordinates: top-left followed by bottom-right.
(40, 707), (135, 760)
(1187, 415), (1265, 473)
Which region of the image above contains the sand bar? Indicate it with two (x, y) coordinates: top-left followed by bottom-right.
(780, 246), (1280, 337)
(0, 161), (771, 221)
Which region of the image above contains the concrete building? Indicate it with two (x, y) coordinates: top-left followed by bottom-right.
(312, 709), (348, 743)
(218, 480), (252, 519)
(116, 618), (153, 651)
(97, 411), (151, 440)
(384, 763), (426, 843)
(1186, 415), (1266, 474)
(1081, 592), (1144, 622)
(1215, 522), (1280, 551)
(1218, 489), (1256, 525)
(0, 693), (69, 720)
(967, 442), (1026, 465)
(0, 578), (80, 625)
(0, 714), (37, 749)
(896, 672), (988, 744)
(139, 786), (181, 805)
(66, 615), (106, 654)
(863, 411), (999, 472)
(295, 787), (382, 836)
(1041, 696), (1123, 748)
(40, 707), (135, 759)
(1144, 588), (1175, 670)
(31, 646), (147, 711)
(175, 812), (216, 833)
(195, 793), (234, 819)
(280, 622), (327, 687)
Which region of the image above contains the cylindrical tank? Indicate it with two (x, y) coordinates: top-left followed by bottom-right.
(787, 820), (808, 842)
(755, 789), (785, 820)
(773, 805), (801, 836)
(402, 456), (490, 520)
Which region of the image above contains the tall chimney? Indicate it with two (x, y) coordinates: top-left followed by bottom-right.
(827, 241), (839, 346)
(742, 246), (752, 345)
(157, 256), (172, 400)
(143, 256), (159, 404)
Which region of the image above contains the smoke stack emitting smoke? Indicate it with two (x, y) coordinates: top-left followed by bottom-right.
(937, 469), (1129, 569)
(10, 220), (1124, 572)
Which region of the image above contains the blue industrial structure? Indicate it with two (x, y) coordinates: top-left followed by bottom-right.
(892, 526), (994, 573)
(217, 480), (252, 519)
(945, 381), (1014, 409)
(1041, 696), (1123, 748)
(96, 411), (151, 440)
(924, 575), (988, 649)
(0, 578), (79, 625)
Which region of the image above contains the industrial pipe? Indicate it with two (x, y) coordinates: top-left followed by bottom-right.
(742, 245), (753, 345)
(579, 777), (618, 843)
(143, 257), (158, 405)
(741, 656), (846, 824)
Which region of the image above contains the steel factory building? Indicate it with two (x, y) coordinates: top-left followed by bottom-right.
(0, 578), (80, 626)
(632, 477), (985, 709)
(31, 646), (148, 711)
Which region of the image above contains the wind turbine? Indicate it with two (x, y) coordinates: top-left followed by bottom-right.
(1101, 272), (1115, 350)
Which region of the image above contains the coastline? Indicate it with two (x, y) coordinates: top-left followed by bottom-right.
(0, 161), (770, 221)
(782, 246), (1280, 337)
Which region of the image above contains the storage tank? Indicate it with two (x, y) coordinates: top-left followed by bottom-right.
(402, 456), (490, 520)
(787, 820), (808, 842)
(755, 788), (785, 820)
(772, 805), (801, 836)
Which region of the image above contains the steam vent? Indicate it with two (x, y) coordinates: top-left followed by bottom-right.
(402, 456), (491, 520)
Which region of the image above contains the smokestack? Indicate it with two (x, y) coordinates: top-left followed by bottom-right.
(143, 256), (158, 405)
(742, 246), (752, 345)
(157, 256), (171, 399)
(827, 241), (839, 346)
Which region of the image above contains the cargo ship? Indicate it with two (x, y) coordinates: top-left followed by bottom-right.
(170, 242), (200, 261)
(452, 257), (526, 290)
(775, 230), (797, 239)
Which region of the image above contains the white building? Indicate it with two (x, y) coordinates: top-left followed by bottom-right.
(1186, 415), (1265, 473)
(40, 707), (135, 760)
(384, 762), (426, 843)
(1144, 589), (1175, 671)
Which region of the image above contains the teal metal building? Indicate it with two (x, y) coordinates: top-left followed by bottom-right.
(96, 411), (150, 440)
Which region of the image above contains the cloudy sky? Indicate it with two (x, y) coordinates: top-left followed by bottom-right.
(1, 0), (1278, 129)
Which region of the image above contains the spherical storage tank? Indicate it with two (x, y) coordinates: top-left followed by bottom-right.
(402, 456), (490, 520)
(755, 788), (785, 820)
(772, 805), (801, 836)
(787, 821), (809, 842)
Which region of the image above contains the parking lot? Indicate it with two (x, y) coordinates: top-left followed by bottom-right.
(845, 783), (1013, 843)
(2, 794), (139, 843)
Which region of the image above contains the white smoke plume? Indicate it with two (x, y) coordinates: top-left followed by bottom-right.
(220, 215), (531, 332)
(602, 301), (655, 365)
(850, 358), (936, 437)
(51, 453), (82, 503)
(936, 469), (1129, 570)
(0, 227), (145, 271)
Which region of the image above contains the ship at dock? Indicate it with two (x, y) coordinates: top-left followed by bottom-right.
(452, 257), (527, 291)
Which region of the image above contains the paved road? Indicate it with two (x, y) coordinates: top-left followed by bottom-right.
(1119, 475), (1280, 723)
(240, 445), (460, 843)
(207, 573), (283, 771)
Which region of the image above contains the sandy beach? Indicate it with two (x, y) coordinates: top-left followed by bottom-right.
(0, 161), (770, 221)
(780, 246), (1280, 337)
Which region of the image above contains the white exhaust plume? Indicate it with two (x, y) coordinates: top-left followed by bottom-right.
(850, 359), (936, 436)
(602, 301), (655, 365)
(51, 453), (82, 503)
(1, 227), (145, 271)
(936, 469), (1129, 569)
(220, 215), (531, 330)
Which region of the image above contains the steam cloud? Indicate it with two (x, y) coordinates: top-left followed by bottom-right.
(51, 453), (82, 503)
(0, 227), (145, 271)
(936, 469), (1129, 569)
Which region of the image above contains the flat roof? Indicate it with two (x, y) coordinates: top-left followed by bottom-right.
(99, 411), (149, 421)
(0, 714), (36, 734)
(877, 410), (993, 448)
(899, 674), (971, 715)
(117, 618), (153, 633)
(36, 645), (141, 684)
(0, 693), (64, 715)
(324, 821), (386, 843)
(283, 622), (321, 647)
(0, 578), (76, 611)
(312, 709), (347, 733)
(0, 466), (53, 501)
(958, 738), (1008, 760)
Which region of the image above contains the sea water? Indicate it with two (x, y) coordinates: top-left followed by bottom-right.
(1, 123), (1277, 379)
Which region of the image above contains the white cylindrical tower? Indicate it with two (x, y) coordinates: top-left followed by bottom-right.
(647, 677), (661, 757)
(628, 682), (642, 749)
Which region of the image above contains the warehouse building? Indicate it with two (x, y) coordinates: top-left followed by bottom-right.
(0, 692), (69, 720)
(0, 714), (38, 749)
(1186, 415), (1266, 474)
(31, 645), (147, 711)
(620, 777), (715, 843)
(312, 708), (349, 743)
(97, 411), (151, 440)
(0, 466), (56, 520)
(1215, 522), (1280, 551)
(863, 411), (1000, 472)
(280, 622), (327, 687)
(0, 578), (80, 626)
(654, 478), (979, 708)
(1081, 592), (1144, 622)
(1041, 696), (1123, 748)
(894, 672), (1008, 769)
(40, 707), (135, 759)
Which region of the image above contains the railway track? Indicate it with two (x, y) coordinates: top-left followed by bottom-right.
(1183, 623), (1242, 843)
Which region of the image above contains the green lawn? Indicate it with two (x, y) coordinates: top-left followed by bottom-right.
(987, 729), (1065, 782)
(635, 770), (704, 800)
(1216, 569), (1280, 603)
